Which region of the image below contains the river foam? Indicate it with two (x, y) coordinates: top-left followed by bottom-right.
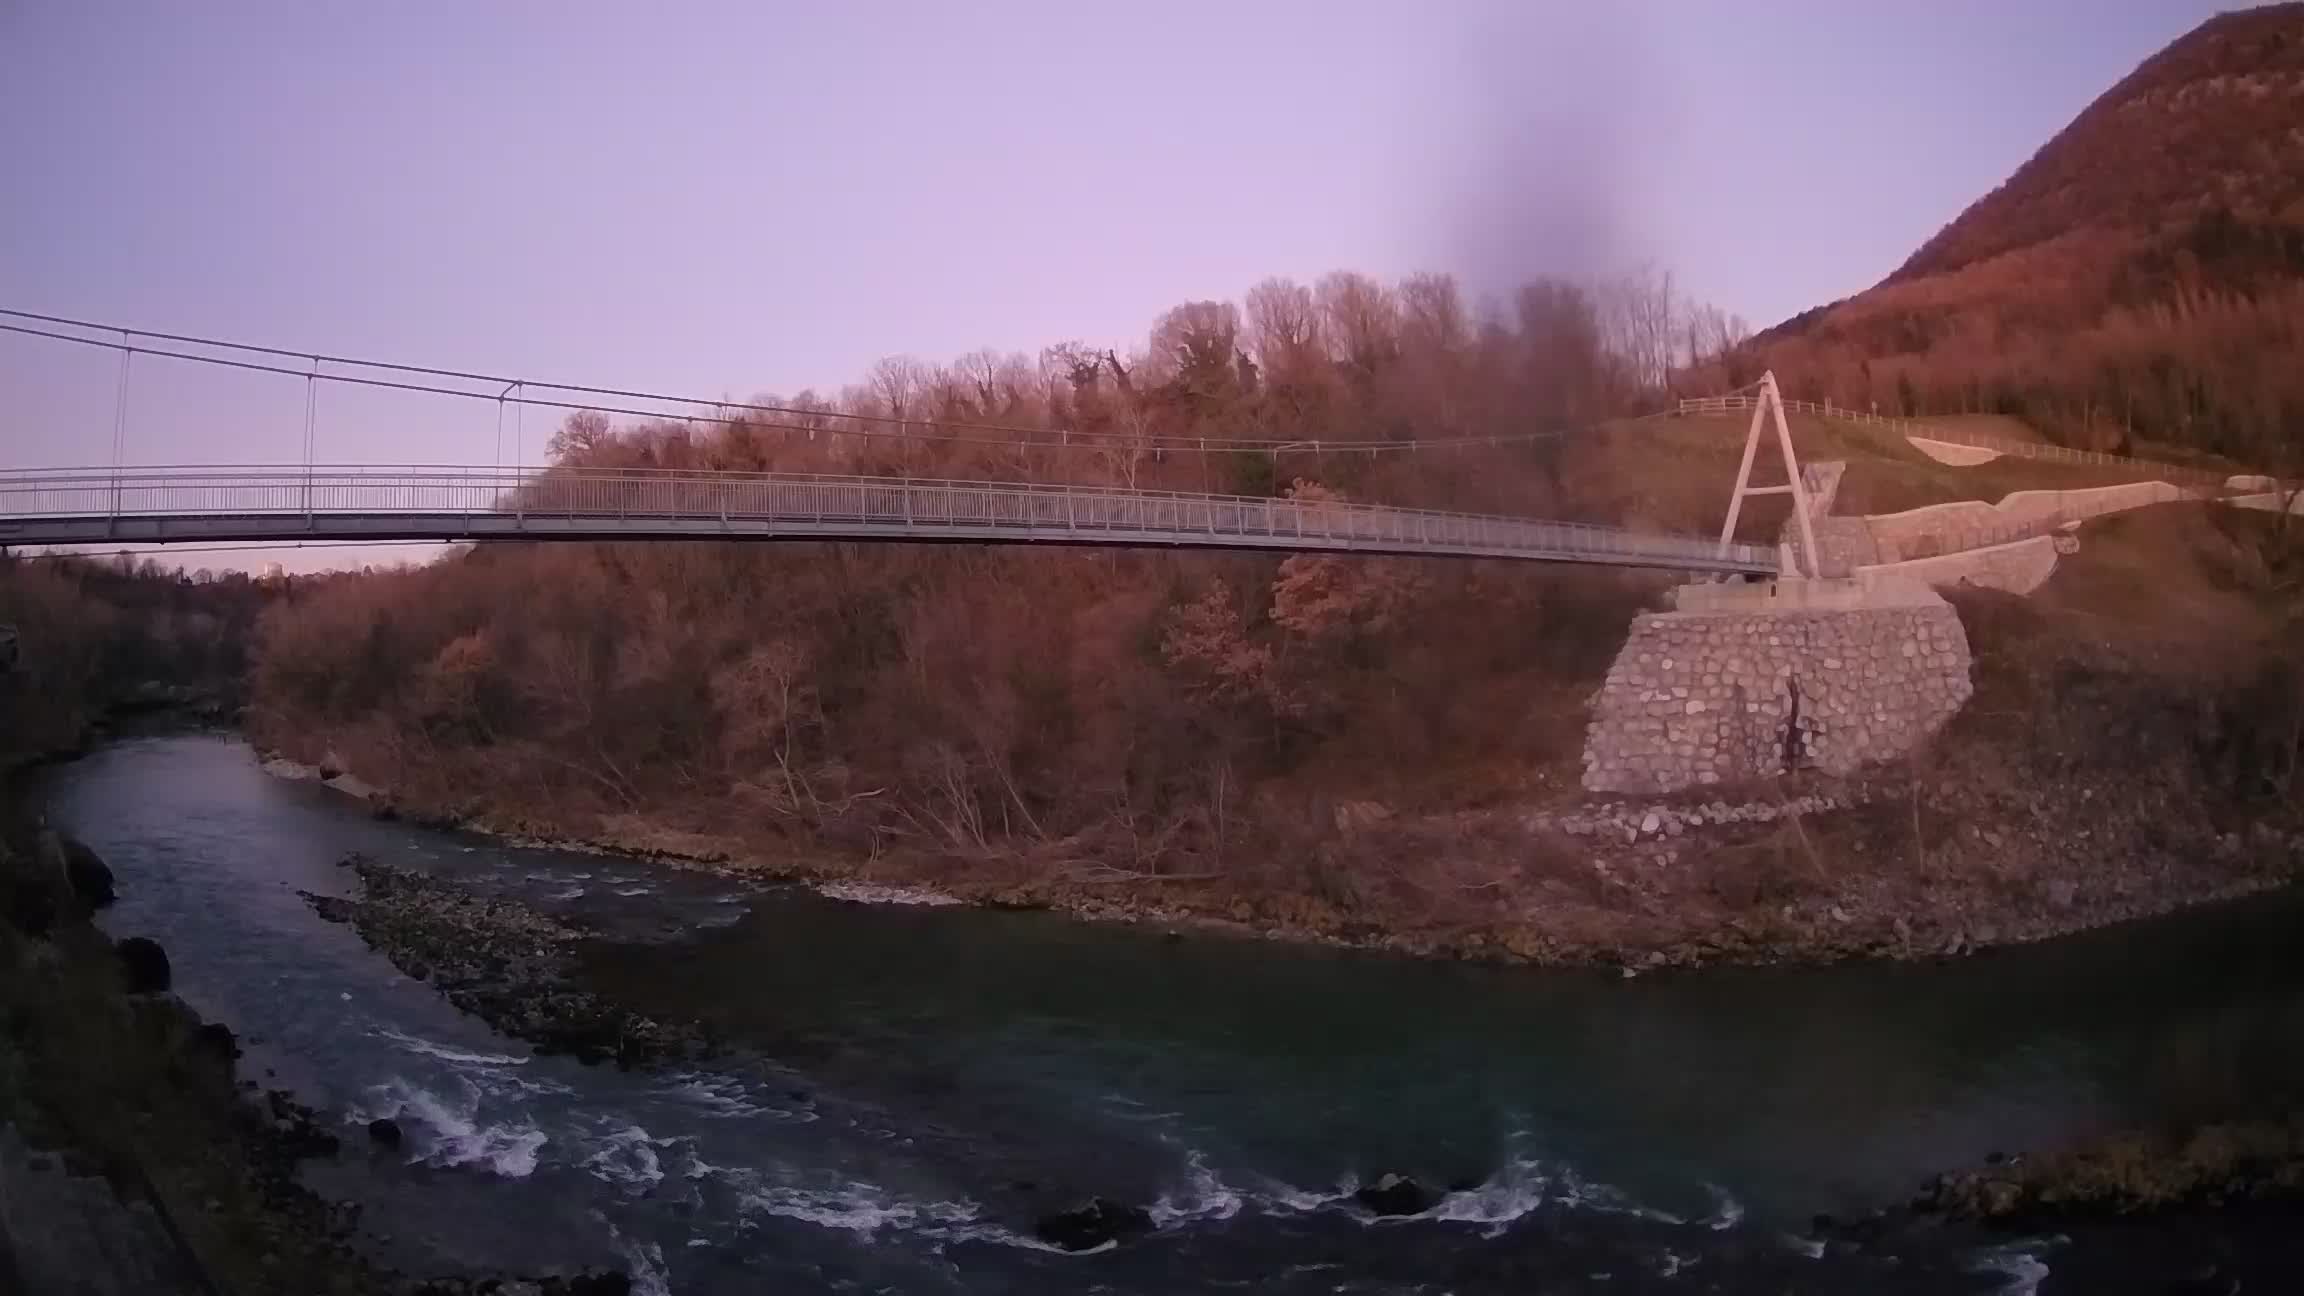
(660, 1071), (816, 1123)
(1966, 1236), (2064, 1295)
(1699, 1183), (1744, 1230)
(736, 1176), (981, 1236)
(584, 1122), (669, 1192)
(376, 1026), (531, 1067)
(1429, 1155), (1554, 1233)
(354, 1075), (549, 1178)
(1148, 1147), (1245, 1226)
(1137, 1135), (1689, 1244)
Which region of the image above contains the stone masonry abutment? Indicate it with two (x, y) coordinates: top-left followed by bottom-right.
(1580, 579), (1973, 794)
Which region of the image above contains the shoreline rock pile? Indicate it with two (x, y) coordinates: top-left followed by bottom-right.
(304, 856), (710, 1068)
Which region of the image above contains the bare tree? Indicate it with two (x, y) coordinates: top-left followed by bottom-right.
(1398, 272), (1471, 356)
(861, 356), (934, 472)
(1149, 300), (1245, 416)
(1395, 272), (1472, 435)
(1096, 395), (1158, 489)
(546, 409), (614, 464)
(1149, 301), (1242, 380)
(1317, 270), (1400, 381)
(1244, 277), (1322, 376)
(866, 355), (931, 427)
(1680, 302), (1753, 371)
(1598, 263), (1679, 394)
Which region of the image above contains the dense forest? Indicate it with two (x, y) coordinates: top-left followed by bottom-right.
(248, 268), (1744, 908)
(0, 554), (272, 763)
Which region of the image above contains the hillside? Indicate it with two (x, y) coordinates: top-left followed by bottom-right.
(1729, 4), (2304, 470)
(1894, 4), (2304, 284)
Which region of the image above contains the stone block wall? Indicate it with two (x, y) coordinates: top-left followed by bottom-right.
(1581, 596), (1973, 794)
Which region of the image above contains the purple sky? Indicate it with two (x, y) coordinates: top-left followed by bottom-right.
(0, 1), (2236, 566)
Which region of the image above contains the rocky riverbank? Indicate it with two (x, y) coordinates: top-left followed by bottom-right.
(1783, 1120), (2304, 1292)
(306, 855), (713, 1067)
(0, 776), (634, 1295)
(1917, 1117), (2304, 1222)
(260, 734), (2304, 978)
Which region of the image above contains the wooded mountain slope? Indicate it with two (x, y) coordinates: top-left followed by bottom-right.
(1723, 4), (2304, 469)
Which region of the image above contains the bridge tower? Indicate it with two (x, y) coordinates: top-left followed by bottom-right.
(1716, 371), (1820, 579)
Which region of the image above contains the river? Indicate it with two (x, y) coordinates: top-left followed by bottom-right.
(37, 733), (2304, 1293)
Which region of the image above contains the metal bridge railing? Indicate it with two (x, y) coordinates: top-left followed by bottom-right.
(0, 465), (1780, 573)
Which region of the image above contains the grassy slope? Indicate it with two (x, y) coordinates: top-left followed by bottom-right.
(1563, 412), (2189, 542)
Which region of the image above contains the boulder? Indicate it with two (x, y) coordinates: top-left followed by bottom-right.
(116, 936), (172, 994)
(186, 1021), (241, 1068)
(1354, 1172), (1439, 1217)
(367, 1117), (405, 1150)
(1033, 1197), (1153, 1251)
(58, 835), (116, 908)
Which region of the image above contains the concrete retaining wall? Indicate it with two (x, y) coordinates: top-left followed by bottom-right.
(1777, 461), (1882, 577)
(2232, 489), (2304, 516)
(1852, 534), (2063, 596)
(1862, 480), (2190, 561)
(1582, 585), (1973, 794)
(1847, 486), (2292, 599)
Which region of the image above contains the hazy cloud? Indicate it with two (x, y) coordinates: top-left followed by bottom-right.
(1440, 5), (1651, 296)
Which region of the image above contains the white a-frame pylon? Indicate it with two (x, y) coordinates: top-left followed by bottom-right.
(1716, 370), (1820, 579)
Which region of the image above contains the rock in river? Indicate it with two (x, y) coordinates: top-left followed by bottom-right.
(1355, 1172), (1440, 1216)
(1034, 1197), (1153, 1250)
(186, 1020), (241, 1068)
(116, 935), (172, 993)
(58, 834), (116, 908)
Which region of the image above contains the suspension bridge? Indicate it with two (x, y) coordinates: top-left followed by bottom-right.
(0, 309), (1792, 575)
(12, 310), (2259, 577)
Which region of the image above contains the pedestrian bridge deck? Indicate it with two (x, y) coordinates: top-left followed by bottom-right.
(0, 466), (1780, 575)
